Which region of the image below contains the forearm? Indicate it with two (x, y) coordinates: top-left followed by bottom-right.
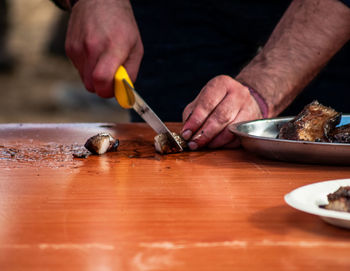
(236, 0), (350, 117)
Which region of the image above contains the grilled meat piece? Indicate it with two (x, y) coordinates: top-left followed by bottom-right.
(84, 133), (119, 155)
(278, 101), (341, 142)
(324, 186), (350, 213)
(73, 149), (91, 159)
(328, 124), (350, 143)
(154, 132), (187, 154)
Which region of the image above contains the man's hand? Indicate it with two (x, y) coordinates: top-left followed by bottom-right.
(181, 75), (262, 150)
(182, 0), (350, 151)
(65, 0), (143, 98)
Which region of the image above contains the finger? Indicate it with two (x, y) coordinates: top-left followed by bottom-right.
(66, 42), (90, 93)
(65, 26), (90, 92)
(223, 137), (241, 148)
(82, 47), (99, 93)
(123, 38), (143, 83)
(181, 76), (230, 139)
(181, 102), (196, 140)
(207, 125), (236, 149)
(92, 52), (123, 98)
(65, 18), (85, 72)
(182, 102), (194, 123)
(187, 92), (241, 150)
(74, 41), (104, 93)
(81, 34), (106, 93)
(82, 63), (95, 93)
(65, 39), (85, 74)
(182, 93), (202, 124)
(208, 97), (262, 149)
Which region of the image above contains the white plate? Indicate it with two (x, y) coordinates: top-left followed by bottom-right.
(284, 179), (350, 229)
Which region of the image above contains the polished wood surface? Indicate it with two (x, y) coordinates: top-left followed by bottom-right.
(1, 123), (350, 271)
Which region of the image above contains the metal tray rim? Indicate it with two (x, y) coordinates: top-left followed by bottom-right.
(230, 115), (350, 147)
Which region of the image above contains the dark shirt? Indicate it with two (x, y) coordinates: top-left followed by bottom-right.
(131, 0), (350, 121)
(339, 0), (350, 7)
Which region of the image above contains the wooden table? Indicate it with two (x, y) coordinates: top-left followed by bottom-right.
(1, 123), (350, 271)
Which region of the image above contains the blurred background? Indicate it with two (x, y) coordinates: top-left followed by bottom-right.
(0, 0), (129, 123)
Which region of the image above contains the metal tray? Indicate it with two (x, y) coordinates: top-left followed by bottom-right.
(228, 115), (350, 165)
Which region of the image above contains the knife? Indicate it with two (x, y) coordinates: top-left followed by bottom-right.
(114, 66), (183, 152)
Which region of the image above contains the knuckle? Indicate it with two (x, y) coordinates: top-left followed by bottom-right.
(199, 101), (216, 113)
(213, 108), (232, 125)
(83, 37), (99, 55)
(209, 75), (231, 86)
(186, 112), (204, 129)
(216, 74), (231, 82)
(190, 114), (203, 127)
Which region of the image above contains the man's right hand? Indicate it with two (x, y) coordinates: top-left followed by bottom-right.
(65, 0), (143, 98)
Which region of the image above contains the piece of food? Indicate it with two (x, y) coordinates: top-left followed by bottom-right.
(323, 186), (350, 213)
(154, 132), (187, 154)
(278, 101), (341, 142)
(327, 124), (350, 143)
(84, 133), (119, 155)
(72, 149), (91, 159)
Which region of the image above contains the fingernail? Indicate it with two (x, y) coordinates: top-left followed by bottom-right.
(182, 130), (192, 140)
(188, 141), (198, 150)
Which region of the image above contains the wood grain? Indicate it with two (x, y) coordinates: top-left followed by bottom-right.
(0, 123), (350, 271)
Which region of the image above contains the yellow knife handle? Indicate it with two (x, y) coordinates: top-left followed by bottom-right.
(114, 65), (135, 109)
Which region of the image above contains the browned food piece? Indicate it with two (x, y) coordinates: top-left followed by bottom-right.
(84, 133), (119, 155)
(154, 132), (187, 154)
(278, 101), (341, 142)
(72, 149), (91, 159)
(328, 124), (350, 143)
(324, 186), (350, 213)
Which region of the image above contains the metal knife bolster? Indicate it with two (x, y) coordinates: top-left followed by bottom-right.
(132, 90), (183, 151)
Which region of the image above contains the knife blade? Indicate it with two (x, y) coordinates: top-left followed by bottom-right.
(122, 79), (183, 152)
(114, 65), (183, 152)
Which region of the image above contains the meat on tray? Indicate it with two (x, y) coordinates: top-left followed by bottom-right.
(278, 100), (350, 143)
